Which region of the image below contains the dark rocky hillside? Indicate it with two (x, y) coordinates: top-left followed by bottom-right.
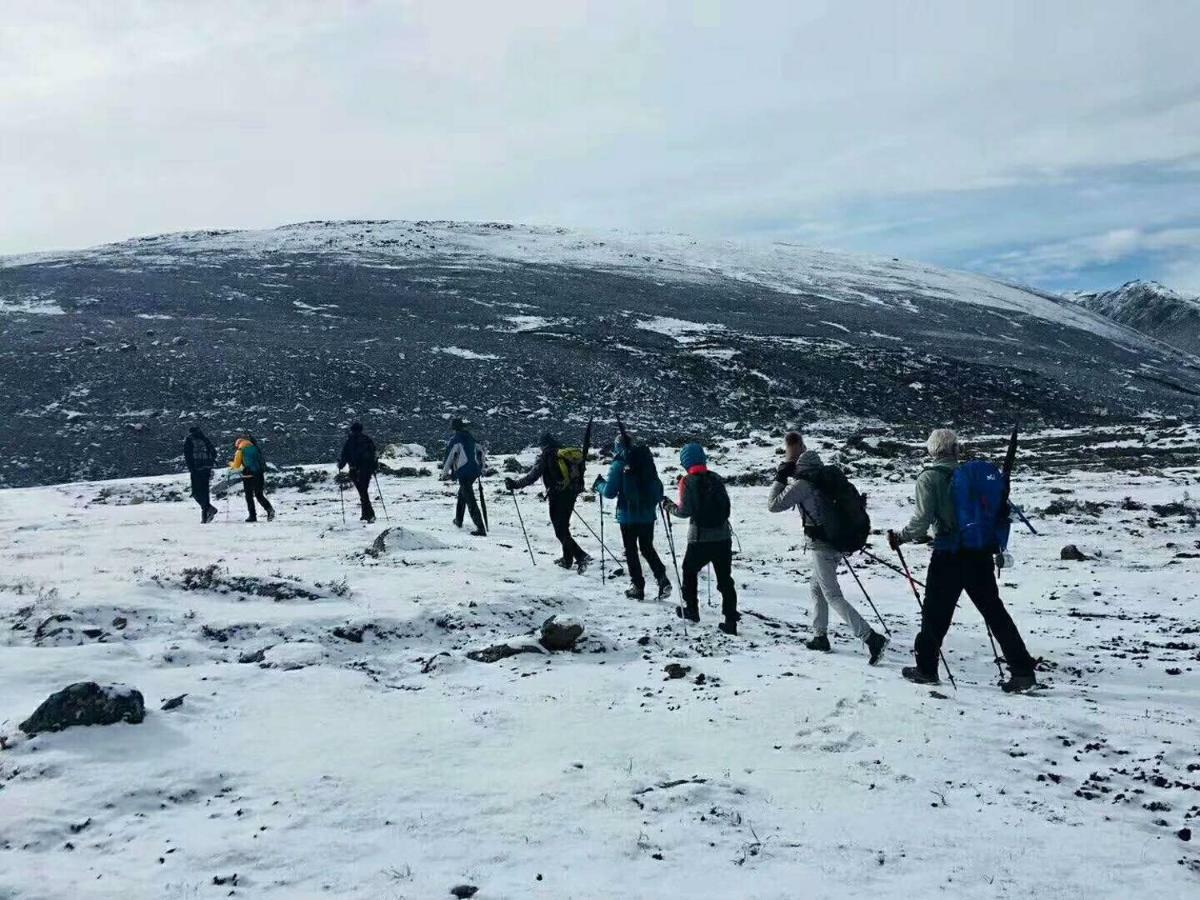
(2, 221), (1198, 487)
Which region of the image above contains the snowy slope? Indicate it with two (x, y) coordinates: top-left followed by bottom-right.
(2, 427), (1198, 898)
(2, 221), (1199, 489)
(1069, 280), (1200, 357)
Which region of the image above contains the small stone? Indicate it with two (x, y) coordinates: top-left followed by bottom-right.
(1060, 544), (1088, 561)
(161, 694), (187, 711)
(1180, 827), (1192, 842)
(450, 886), (478, 899)
(664, 663), (691, 680)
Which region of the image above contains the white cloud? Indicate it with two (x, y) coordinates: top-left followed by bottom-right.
(1, 0), (1199, 281)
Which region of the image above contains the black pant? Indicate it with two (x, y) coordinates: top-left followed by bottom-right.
(915, 549), (1035, 677)
(242, 473), (274, 520)
(548, 491), (587, 565)
(682, 539), (737, 620)
(455, 477), (485, 531)
(352, 469), (376, 520)
(620, 522), (666, 591)
(189, 468), (212, 514)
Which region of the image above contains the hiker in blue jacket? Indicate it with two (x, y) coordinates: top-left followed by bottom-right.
(442, 418), (487, 536)
(593, 434), (671, 601)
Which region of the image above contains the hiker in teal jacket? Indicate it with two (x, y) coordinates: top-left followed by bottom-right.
(594, 435), (670, 601)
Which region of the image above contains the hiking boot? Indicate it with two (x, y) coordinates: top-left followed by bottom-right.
(675, 604), (700, 623)
(554, 559), (574, 570)
(245, 516), (257, 523)
(625, 586), (645, 601)
(901, 666), (940, 685)
(866, 631), (888, 666)
(576, 555), (593, 574)
(470, 528), (487, 537)
(718, 618), (738, 636)
(656, 578), (673, 601)
(202, 506), (218, 524)
(805, 634), (832, 652)
(1001, 672), (1038, 693)
(266, 509), (276, 522)
(453, 519), (463, 529)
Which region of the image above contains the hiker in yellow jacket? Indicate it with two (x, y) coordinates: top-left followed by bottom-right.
(229, 436), (275, 523)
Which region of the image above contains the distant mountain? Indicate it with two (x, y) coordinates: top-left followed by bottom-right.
(2, 221), (1199, 488)
(1068, 280), (1200, 357)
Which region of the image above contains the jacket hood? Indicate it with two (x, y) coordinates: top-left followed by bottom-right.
(236, 438), (252, 449)
(679, 443), (707, 469)
(794, 449), (823, 472)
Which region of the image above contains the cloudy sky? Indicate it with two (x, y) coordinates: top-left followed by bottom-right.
(4, 1), (1199, 292)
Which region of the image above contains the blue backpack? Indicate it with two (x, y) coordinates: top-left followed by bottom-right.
(949, 460), (1010, 552)
(241, 443), (265, 476)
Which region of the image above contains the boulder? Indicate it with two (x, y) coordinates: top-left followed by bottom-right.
(20, 682), (145, 736)
(467, 643), (542, 664)
(539, 615), (584, 652)
(1060, 544), (1089, 561)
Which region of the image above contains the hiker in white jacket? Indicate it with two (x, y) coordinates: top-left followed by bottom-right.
(767, 432), (887, 665)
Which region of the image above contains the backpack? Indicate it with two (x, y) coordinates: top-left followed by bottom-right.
(553, 448), (586, 493)
(688, 471), (731, 529)
(189, 437), (214, 469)
(621, 445), (664, 517)
(353, 436), (378, 472)
(948, 460), (1010, 552)
(241, 443), (264, 476)
(795, 464), (871, 554)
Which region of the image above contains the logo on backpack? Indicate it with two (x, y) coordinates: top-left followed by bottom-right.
(949, 460), (1010, 552)
(796, 465), (871, 554)
(554, 448), (586, 493)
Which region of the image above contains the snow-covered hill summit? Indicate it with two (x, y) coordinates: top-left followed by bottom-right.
(1069, 280), (1200, 357)
(1, 221), (1197, 487)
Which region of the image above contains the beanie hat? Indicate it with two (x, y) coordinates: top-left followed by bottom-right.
(539, 432), (558, 449)
(679, 443), (707, 469)
(450, 417), (466, 431)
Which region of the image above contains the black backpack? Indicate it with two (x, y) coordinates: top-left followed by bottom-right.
(189, 436), (214, 469)
(688, 471), (730, 529)
(796, 464), (870, 553)
(622, 445), (664, 517)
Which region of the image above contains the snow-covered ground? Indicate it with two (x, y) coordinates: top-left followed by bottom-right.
(1, 433), (1198, 899)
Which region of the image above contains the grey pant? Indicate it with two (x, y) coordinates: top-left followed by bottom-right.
(810, 546), (871, 640)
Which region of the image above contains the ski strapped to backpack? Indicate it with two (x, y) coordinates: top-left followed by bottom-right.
(794, 464), (871, 554)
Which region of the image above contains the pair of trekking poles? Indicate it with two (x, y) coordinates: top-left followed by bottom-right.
(337, 470), (391, 525)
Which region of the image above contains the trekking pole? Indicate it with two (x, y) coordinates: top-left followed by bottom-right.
(337, 471), (346, 524)
(511, 490), (536, 567)
(224, 471), (231, 523)
(373, 473), (391, 523)
(842, 555), (892, 637)
(895, 545), (957, 691)
(572, 508), (621, 562)
(599, 493), (606, 584)
(862, 548), (923, 585)
(659, 505), (687, 635)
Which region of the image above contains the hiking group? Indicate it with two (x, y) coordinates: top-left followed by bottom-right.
(181, 418), (1039, 693)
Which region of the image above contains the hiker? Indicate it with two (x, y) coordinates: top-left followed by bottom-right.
(887, 428), (1037, 692)
(338, 422), (378, 523)
(505, 433), (592, 572)
(768, 431), (887, 664)
(661, 443), (738, 634)
(593, 433), (670, 601)
(442, 417), (486, 536)
(183, 426), (219, 524)
(229, 435), (275, 523)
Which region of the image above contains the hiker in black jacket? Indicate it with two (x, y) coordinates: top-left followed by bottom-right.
(338, 422), (378, 523)
(505, 433), (592, 572)
(183, 426), (219, 524)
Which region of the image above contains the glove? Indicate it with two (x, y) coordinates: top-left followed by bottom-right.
(774, 460), (795, 484)
(660, 498), (677, 514)
(592, 475), (606, 493)
(887, 529), (902, 551)
(504, 477), (516, 491)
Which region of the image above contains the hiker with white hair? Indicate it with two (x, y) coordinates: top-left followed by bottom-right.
(887, 428), (1038, 693)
